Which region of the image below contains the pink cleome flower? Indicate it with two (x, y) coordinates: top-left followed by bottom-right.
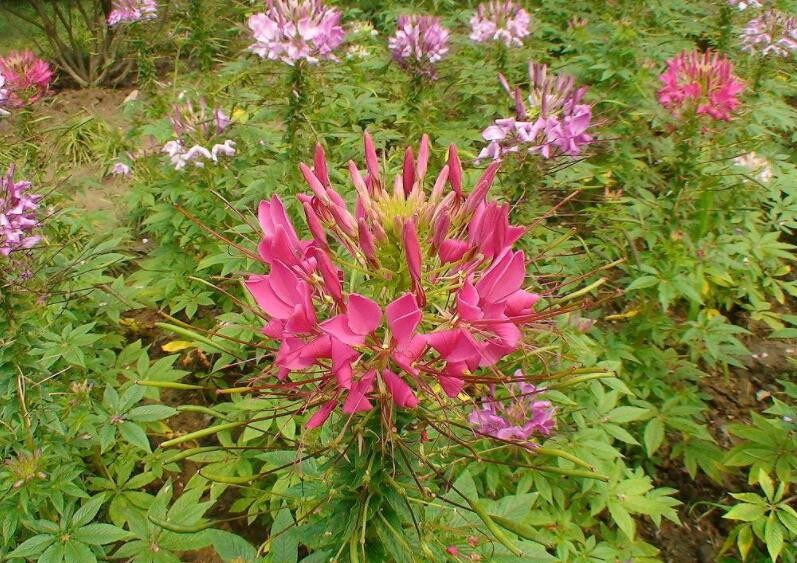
(469, 1), (531, 47)
(245, 133), (545, 428)
(658, 50), (745, 121)
(388, 15), (450, 78)
(0, 51), (53, 108)
(107, 0), (158, 26)
(248, 0), (346, 65)
(1, 166), (41, 257)
(468, 372), (556, 446)
(741, 9), (797, 57)
(479, 62), (593, 161)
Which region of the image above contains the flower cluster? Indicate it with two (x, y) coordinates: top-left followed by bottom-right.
(728, 0), (764, 10)
(741, 10), (797, 57)
(0, 51), (53, 108)
(1, 166), (41, 257)
(388, 15), (450, 78)
(469, 1), (531, 47)
(245, 133), (547, 429)
(469, 374), (556, 445)
(733, 151), (773, 183)
(107, 0), (158, 26)
(658, 50), (745, 121)
(248, 0), (346, 65)
(478, 62), (593, 161)
(161, 99), (235, 170)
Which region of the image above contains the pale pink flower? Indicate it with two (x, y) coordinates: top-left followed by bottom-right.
(245, 134), (543, 427)
(1, 166), (41, 256)
(388, 15), (450, 78)
(248, 0), (346, 65)
(469, 1), (531, 47)
(741, 10), (797, 57)
(658, 50), (745, 121)
(0, 51), (53, 108)
(108, 0), (158, 26)
(110, 162), (132, 176)
(479, 62), (593, 161)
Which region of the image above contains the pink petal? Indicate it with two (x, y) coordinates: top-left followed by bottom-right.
(386, 293), (422, 345)
(306, 399), (337, 429)
(382, 369), (419, 408)
(347, 294), (382, 335)
(342, 370), (376, 414)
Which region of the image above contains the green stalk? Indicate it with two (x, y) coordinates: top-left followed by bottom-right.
(465, 497), (523, 556)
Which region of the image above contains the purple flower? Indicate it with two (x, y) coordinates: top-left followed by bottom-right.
(110, 162), (132, 176)
(248, 0), (346, 65)
(107, 0), (158, 26)
(388, 15), (450, 78)
(1, 166), (41, 256)
(741, 10), (797, 57)
(478, 62), (593, 161)
(469, 372), (556, 445)
(469, 1), (531, 47)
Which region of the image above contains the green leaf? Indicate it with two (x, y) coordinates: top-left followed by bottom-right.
(607, 406), (651, 423)
(724, 503), (766, 522)
(765, 515), (784, 561)
(119, 421), (152, 452)
(626, 275), (659, 291)
(8, 534), (54, 558)
(73, 523), (131, 545)
(644, 418), (665, 455)
(72, 495), (107, 528)
(607, 501), (636, 539)
(64, 540), (97, 563)
(736, 525), (754, 561)
(270, 507), (297, 563)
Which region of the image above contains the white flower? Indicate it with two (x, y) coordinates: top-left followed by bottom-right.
(211, 139), (236, 160)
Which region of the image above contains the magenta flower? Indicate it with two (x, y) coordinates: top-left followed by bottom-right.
(107, 0), (158, 26)
(658, 50), (745, 121)
(245, 133), (543, 428)
(248, 0), (346, 65)
(388, 15), (450, 78)
(469, 1), (531, 47)
(479, 62), (593, 161)
(469, 373), (556, 445)
(1, 166), (41, 257)
(0, 51), (53, 108)
(741, 10), (797, 57)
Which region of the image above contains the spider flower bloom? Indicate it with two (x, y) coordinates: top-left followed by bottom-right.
(107, 0), (158, 26)
(741, 10), (797, 57)
(479, 62), (593, 161)
(469, 1), (531, 47)
(163, 99), (235, 170)
(388, 15), (450, 78)
(733, 151), (773, 183)
(469, 375), (556, 444)
(248, 0), (346, 65)
(1, 166), (41, 256)
(0, 51), (53, 108)
(658, 51), (745, 121)
(245, 133), (545, 428)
